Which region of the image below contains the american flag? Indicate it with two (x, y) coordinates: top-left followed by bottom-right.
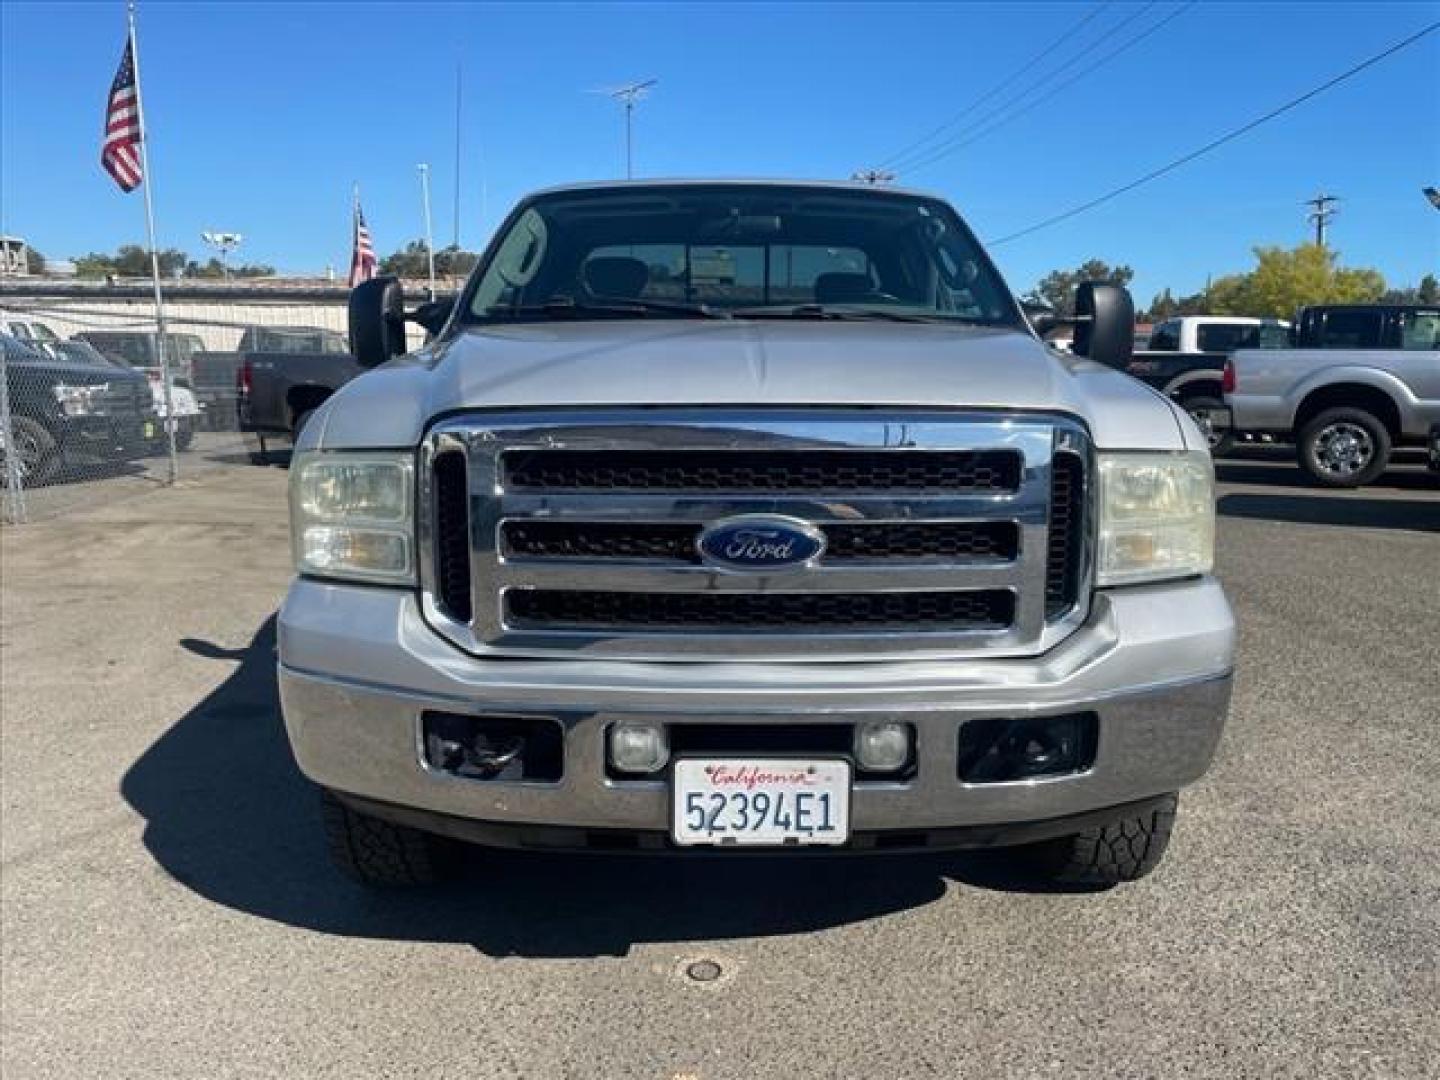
(101, 39), (143, 192)
(349, 202), (377, 287)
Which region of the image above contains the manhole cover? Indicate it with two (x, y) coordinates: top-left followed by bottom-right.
(685, 959), (723, 983)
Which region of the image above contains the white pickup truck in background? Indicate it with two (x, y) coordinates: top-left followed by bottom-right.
(1225, 304), (1440, 486)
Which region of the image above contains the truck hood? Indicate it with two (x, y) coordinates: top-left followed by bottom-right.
(313, 320), (1188, 450)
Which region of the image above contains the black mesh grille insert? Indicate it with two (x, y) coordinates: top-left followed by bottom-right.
(826, 521), (1017, 561)
(503, 520), (1019, 563)
(501, 449), (1021, 492)
(1045, 452), (1084, 618)
(506, 589), (1014, 632)
(432, 451), (472, 622)
(505, 521), (699, 561)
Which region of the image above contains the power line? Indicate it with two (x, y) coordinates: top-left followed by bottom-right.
(875, 1), (1113, 173)
(989, 21), (1440, 246)
(900, 2), (1192, 177)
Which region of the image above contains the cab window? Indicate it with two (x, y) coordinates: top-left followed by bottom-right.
(1400, 311), (1440, 350)
(1196, 324), (1255, 353)
(1149, 321), (1180, 351)
(1318, 310), (1383, 348)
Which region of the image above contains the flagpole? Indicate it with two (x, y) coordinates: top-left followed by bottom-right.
(126, 0), (178, 482)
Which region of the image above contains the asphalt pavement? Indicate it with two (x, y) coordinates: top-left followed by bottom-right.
(2, 453), (1436, 1079)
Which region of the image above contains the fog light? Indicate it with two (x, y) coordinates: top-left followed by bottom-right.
(854, 721), (911, 773)
(609, 722), (669, 774)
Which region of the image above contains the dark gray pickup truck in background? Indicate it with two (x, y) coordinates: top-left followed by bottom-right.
(188, 326), (359, 449)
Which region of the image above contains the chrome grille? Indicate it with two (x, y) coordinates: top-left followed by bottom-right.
(418, 410), (1091, 662)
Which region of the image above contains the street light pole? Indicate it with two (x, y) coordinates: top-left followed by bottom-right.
(418, 163), (437, 298)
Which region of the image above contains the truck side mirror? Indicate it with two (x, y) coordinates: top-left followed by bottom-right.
(1073, 282), (1134, 368)
(410, 297), (454, 337)
(349, 276), (407, 368)
(1020, 298), (1060, 336)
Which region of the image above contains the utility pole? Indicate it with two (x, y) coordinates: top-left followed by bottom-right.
(452, 63), (462, 250)
(418, 163), (437, 298)
(1305, 193), (1339, 248)
(598, 79), (657, 179)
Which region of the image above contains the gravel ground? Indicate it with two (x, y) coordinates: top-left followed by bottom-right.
(2, 454), (1436, 1079)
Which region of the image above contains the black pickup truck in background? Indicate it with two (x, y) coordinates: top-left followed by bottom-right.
(1292, 304), (1439, 349)
(2, 332), (157, 485)
(188, 326), (360, 444)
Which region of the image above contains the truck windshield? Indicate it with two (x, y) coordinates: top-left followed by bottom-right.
(464, 185), (1020, 326)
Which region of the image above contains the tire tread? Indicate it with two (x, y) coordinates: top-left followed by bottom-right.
(320, 789), (448, 887)
(1033, 793), (1179, 887)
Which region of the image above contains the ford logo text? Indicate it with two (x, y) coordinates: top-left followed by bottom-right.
(696, 516), (826, 572)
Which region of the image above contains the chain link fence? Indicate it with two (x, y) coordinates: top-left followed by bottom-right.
(0, 281), (428, 523)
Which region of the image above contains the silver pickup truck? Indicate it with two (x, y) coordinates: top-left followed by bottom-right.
(1225, 304), (1440, 486)
(279, 180), (1234, 889)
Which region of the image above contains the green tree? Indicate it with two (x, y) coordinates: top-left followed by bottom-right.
(435, 245), (479, 277)
(73, 244), (188, 279)
(1206, 244), (1385, 318)
(378, 240), (430, 278)
(183, 257), (275, 279)
(1032, 259), (1135, 316)
(380, 240), (479, 279)
(1419, 273), (1439, 304)
(23, 246), (46, 274)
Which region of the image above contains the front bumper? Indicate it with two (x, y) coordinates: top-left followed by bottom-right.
(57, 413), (156, 458)
(279, 576), (1235, 841)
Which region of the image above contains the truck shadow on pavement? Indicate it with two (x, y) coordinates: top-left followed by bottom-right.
(121, 616), (1086, 958)
(1218, 491), (1440, 532)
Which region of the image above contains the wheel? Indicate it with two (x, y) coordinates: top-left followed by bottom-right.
(1298, 407), (1391, 488)
(319, 789), (453, 888)
(1182, 395), (1234, 456)
(1019, 794), (1179, 887)
(2, 415), (59, 487)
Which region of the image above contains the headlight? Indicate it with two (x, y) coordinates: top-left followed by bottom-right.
(53, 383), (108, 416)
(290, 451), (415, 584)
(1096, 450), (1214, 587)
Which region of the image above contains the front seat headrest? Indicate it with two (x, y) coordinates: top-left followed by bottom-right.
(813, 272), (877, 304)
(583, 256), (650, 300)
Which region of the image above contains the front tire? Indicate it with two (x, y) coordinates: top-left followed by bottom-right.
(320, 789), (453, 888)
(1020, 794), (1179, 887)
(2, 415), (59, 487)
(1298, 406), (1390, 488)
(1182, 395), (1234, 456)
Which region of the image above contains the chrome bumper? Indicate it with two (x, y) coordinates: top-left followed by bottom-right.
(278, 576), (1235, 835)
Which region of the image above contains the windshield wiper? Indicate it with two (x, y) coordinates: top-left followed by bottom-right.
(730, 304), (941, 324)
(484, 295), (730, 320)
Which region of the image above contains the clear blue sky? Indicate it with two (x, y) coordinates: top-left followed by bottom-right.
(2, 1), (1436, 304)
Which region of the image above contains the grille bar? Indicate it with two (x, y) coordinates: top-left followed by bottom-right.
(432, 450), (472, 622)
(1045, 451), (1084, 618)
(502, 448), (1022, 493)
(502, 520), (1020, 564)
(506, 589), (1015, 633)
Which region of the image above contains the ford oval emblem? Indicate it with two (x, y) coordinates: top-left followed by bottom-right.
(696, 515), (826, 572)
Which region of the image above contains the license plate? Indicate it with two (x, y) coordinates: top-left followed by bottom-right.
(671, 759), (851, 847)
